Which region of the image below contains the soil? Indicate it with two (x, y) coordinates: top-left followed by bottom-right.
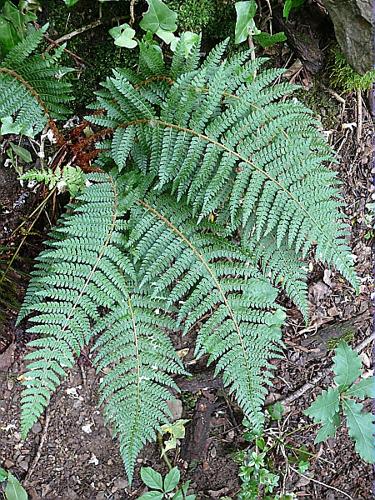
(0, 2), (374, 499)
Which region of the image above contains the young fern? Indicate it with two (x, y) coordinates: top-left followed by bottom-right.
(18, 36), (359, 481)
(0, 27), (72, 136)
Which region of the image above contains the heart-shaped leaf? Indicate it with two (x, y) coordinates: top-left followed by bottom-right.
(140, 0), (177, 34)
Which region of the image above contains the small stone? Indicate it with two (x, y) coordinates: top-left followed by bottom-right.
(167, 398), (183, 421)
(112, 478), (128, 491)
(32, 422), (42, 434)
(4, 459), (14, 468)
(18, 459), (29, 471)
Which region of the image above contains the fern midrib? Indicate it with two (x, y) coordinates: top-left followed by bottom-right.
(125, 118), (345, 264)
(126, 293), (142, 454)
(137, 199), (252, 376)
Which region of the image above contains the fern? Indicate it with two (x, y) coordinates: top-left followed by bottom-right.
(0, 27), (72, 136)
(93, 291), (186, 481)
(19, 174), (135, 436)
(17, 36), (359, 482)
(128, 193), (286, 426)
(89, 39), (358, 293)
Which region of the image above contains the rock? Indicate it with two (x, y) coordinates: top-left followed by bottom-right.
(3, 459), (14, 468)
(167, 398), (183, 421)
(321, 0), (373, 74)
(111, 478), (128, 493)
(32, 422), (42, 434)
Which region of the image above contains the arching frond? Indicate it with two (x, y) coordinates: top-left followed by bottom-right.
(19, 174), (134, 437)
(89, 44), (357, 290)
(129, 194), (286, 428)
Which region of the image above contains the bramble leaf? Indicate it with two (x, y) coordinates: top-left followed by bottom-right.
(333, 341), (362, 387)
(342, 398), (375, 463)
(304, 387), (340, 423)
(346, 377), (375, 399)
(141, 467), (164, 491)
(164, 467), (180, 492)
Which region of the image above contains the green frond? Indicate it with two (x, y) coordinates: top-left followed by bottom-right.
(129, 194), (286, 428)
(93, 291), (186, 482)
(19, 173), (134, 438)
(242, 230), (308, 318)
(89, 43), (358, 291)
(0, 27), (73, 136)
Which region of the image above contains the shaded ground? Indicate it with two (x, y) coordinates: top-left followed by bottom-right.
(0, 3), (374, 499)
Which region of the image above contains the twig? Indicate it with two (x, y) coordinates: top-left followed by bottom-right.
(24, 410), (51, 484)
(43, 34), (85, 64)
(356, 89), (363, 142)
(276, 331), (375, 407)
(130, 0), (137, 26)
(46, 19), (103, 51)
(289, 465), (354, 499)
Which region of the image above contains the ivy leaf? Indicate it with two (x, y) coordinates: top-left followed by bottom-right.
(63, 0), (80, 6)
(342, 399), (375, 463)
(9, 142), (32, 163)
(109, 23), (137, 48)
(283, 0), (305, 20)
(315, 412), (340, 443)
(304, 387), (340, 424)
(254, 31), (287, 48)
(333, 341), (362, 387)
(346, 377), (375, 399)
(140, 0), (177, 34)
(156, 28), (179, 51)
(163, 467), (180, 492)
(141, 467), (164, 491)
(234, 1), (259, 45)
(4, 473), (28, 500)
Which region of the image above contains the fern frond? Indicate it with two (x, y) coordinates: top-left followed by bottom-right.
(242, 231), (308, 318)
(90, 45), (358, 290)
(93, 291), (185, 481)
(129, 194), (286, 427)
(0, 27), (73, 136)
(19, 174), (134, 437)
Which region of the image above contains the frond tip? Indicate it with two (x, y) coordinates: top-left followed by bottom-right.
(93, 292), (186, 482)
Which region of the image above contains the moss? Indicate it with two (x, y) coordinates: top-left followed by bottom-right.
(43, 0), (137, 111)
(296, 80), (340, 130)
(329, 50), (375, 93)
(166, 0), (236, 44)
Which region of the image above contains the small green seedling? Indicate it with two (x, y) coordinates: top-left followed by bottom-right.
(20, 165), (85, 197)
(139, 466), (196, 500)
(160, 419), (190, 457)
(305, 341), (375, 463)
(0, 467), (28, 500)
